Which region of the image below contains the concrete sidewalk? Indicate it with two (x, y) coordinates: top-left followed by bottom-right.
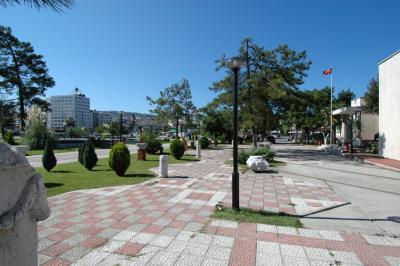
(37, 148), (400, 265)
(272, 144), (400, 237)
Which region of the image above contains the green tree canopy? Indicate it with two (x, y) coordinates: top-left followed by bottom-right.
(0, 26), (55, 130)
(364, 78), (379, 113)
(0, 0), (73, 11)
(335, 89), (355, 108)
(147, 79), (195, 137)
(210, 38), (311, 145)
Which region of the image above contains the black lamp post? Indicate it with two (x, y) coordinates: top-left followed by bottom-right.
(63, 122), (66, 140)
(226, 57), (245, 210)
(119, 112), (123, 141)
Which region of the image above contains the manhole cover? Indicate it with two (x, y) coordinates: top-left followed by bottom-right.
(387, 216), (400, 223)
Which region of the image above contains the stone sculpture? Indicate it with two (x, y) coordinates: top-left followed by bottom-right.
(0, 142), (50, 266)
(246, 155), (269, 172)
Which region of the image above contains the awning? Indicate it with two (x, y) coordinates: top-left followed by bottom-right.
(332, 106), (363, 116)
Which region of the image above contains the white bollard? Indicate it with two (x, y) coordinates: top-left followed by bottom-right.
(196, 141), (201, 159)
(0, 142), (50, 266)
(159, 155), (168, 178)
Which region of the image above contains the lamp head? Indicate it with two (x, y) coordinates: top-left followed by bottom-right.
(226, 57), (246, 71)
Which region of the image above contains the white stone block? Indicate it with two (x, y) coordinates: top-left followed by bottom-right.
(246, 155), (269, 172)
(196, 141), (201, 159)
(159, 155), (168, 178)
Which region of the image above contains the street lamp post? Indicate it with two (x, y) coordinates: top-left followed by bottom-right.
(119, 112), (123, 141)
(226, 57), (245, 210)
(63, 122), (66, 140)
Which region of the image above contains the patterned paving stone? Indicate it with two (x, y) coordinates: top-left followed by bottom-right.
(37, 148), (400, 265)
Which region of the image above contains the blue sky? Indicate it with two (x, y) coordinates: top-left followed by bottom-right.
(1, 0), (399, 113)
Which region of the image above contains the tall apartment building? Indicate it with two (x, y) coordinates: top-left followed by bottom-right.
(48, 90), (91, 131)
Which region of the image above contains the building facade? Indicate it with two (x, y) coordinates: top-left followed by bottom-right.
(333, 97), (378, 147)
(378, 51), (400, 160)
(48, 92), (91, 131)
(91, 110), (112, 128)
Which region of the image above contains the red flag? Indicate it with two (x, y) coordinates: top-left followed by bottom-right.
(323, 67), (333, 75)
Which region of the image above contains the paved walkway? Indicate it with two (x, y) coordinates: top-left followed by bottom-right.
(38, 148), (400, 265)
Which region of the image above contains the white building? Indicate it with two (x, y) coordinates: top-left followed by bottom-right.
(333, 97), (378, 147)
(378, 51), (400, 160)
(48, 90), (91, 131)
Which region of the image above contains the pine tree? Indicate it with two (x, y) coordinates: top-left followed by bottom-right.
(42, 138), (57, 172)
(0, 26), (55, 130)
(0, 0), (73, 11)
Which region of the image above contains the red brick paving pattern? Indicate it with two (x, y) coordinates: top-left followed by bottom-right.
(37, 148), (400, 265)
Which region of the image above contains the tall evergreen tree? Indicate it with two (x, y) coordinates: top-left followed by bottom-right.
(211, 38), (311, 146)
(0, 26), (55, 130)
(147, 79), (195, 138)
(364, 78), (379, 113)
(335, 89), (355, 108)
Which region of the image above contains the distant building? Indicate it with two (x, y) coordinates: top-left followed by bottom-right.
(47, 89), (91, 131)
(91, 110), (112, 128)
(378, 51), (400, 160)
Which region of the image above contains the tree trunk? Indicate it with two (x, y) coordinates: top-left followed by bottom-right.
(252, 129), (257, 147)
(175, 117), (179, 138)
(18, 88), (25, 130)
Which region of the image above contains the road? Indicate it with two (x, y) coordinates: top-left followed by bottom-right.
(272, 143), (400, 237)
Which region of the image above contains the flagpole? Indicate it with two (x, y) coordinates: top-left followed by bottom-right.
(330, 66), (333, 145)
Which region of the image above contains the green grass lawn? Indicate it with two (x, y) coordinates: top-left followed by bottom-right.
(26, 147), (78, 156)
(37, 152), (198, 197)
(212, 206), (303, 228)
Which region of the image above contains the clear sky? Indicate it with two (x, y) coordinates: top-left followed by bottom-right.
(1, 0), (399, 113)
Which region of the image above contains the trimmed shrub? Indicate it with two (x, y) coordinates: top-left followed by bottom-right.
(109, 142), (131, 176)
(82, 139), (98, 170)
(170, 139), (185, 159)
(199, 136), (210, 149)
(3, 131), (15, 145)
(78, 143), (85, 165)
(42, 139), (57, 172)
(143, 132), (162, 154)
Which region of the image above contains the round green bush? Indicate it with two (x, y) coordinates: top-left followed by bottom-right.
(170, 139), (184, 159)
(3, 131), (15, 145)
(42, 139), (57, 172)
(109, 142), (131, 176)
(199, 136), (210, 149)
(83, 139), (98, 170)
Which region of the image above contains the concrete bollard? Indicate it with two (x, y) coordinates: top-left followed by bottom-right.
(196, 141), (201, 159)
(0, 142), (50, 266)
(159, 155), (168, 178)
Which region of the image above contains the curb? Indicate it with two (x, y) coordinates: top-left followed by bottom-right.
(342, 153), (400, 172)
